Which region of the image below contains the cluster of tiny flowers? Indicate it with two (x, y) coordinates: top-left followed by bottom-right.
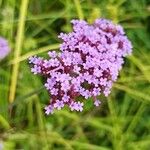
(29, 19), (132, 115)
(0, 37), (10, 60)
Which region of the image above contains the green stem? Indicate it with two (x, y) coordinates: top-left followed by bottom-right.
(9, 0), (29, 103)
(74, 0), (84, 19)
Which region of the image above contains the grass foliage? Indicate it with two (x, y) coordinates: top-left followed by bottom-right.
(0, 0), (150, 149)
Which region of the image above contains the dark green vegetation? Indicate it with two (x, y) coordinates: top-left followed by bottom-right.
(0, 0), (150, 149)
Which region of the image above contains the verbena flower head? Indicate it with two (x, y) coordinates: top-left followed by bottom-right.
(29, 18), (132, 115)
(0, 37), (10, 60)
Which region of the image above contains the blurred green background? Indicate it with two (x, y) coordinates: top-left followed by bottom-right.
(0, 0), (150, 149)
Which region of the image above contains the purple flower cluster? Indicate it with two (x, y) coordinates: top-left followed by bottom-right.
(29, 19), (132, 114)
(0, 37), (10, 60)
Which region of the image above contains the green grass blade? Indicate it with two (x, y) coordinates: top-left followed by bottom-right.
(9, 0), (29, 103)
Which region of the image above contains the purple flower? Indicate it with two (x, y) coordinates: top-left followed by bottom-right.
(29, 18), (132, 115)
(31, 65), (41, 74)
(92, 88), (101, 96)
(62, 94), (70, 102)
(29, 56), (43, 65)
(45, 78), (56, 90)
(0, 37), (10, 60)
(48, 51), (57, 58)
(54, 100), (64, 110)
(69, 101), (84, 111)
(45, 105), (54, 115)
(94, 100), (101, 107)
(50, 88), (58, 96)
